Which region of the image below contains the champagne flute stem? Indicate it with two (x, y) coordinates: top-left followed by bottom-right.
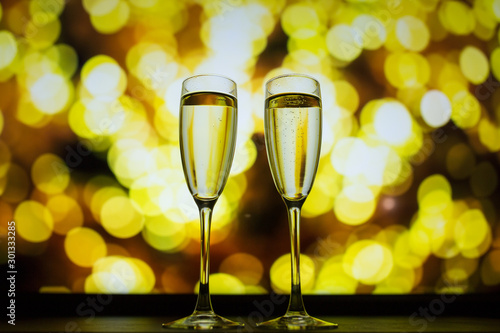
(285, 200), (307, 314)
(194, 200), (216, 313)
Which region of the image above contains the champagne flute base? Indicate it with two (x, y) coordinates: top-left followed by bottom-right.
(257, 312), (338, 330)
(162, 311), (244, 330)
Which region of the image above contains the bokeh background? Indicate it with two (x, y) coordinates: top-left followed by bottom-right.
(0, 0), (499, 296)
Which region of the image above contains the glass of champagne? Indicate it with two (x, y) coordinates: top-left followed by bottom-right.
(162, 74), (244, 330)
(258, 74), (338, 330)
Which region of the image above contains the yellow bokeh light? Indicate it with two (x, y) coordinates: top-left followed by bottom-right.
(223, 174), (247, 205)
(65, 227), (107, 267)
(427, 215), (460, 260)
(420, 90), (451, 128)
(392, 121), (424, 158)
(381, 148), (404, 187)
(141, 215), (187, 252)
(45, 44), (78, 79)
(396, 16), (430, 52)
(418, 174), (452, 203)
(382, 159), (414, 196)
(478, 118), (500, 152)
(81, 55), (127, 99)
(359, 98), (384, 127)
(16, 96), (52, 128)
(315, 255), (357, 294)
(334, 184), (376, 226)
(302, 165), (339, 218)
(14, 200), (54, 243)
(219, 253), (264, 286)
(351, 14), (386, 51)
(439, 1), (476, 35)
(129, 173), (167, 216)
(330, 137), (365, 177)
(128, 0), (158, 9)
(426, 53), (448, 88)
(202, 4), (270, 59)
(150, 145), (182, 170)
(68, 100), (99, 139)
(25, 18), (61, 50)
(154, 104), (179, 142)
(491, 47), (500, 81)
(474, 20), (496, 41)
(394, 229), (428, 269)
(126, 42), (178, 92)
(438, 69), (469, 96)
(281, 3), (321, 39)
(90, 185), (127, 221)
(82, 98), (126, 136)
(455, 209), (491, 256)
(83, 175), (119, 206)
(270, 253), (315, 293)
(343, 240), (393, 285)
(287, 35), (327, 59)
(210, 193), (234, 233)
(326, 24), (362, 62)
(19, 48), (55, 82)
(29, 0), (64, 24)
(89, 0), (130, 34)
(324, 105), (355, 147)
(418, 175), (452, 215)
(127, 257), (156, 293)
(231, 139), (257, 176)
(333, 80), (359, 113)
(108, 140), (156, 187)
(47, 194), (84, 235)
(0, 140), (10, 178)
(373, 101), (413, 146)
(374, 266), (415, 294)
(443, 255), (478, 282)
(459, 46), (489, 84)
(199, 273), (245, 295)
(101, 196), (145, 238)
(83, 0), (120, 16)
(86, 256), (155, 293)
(385, 52), (430, 88)
(31, 153), (69, 194)
(397, 86), (426, 114)
(473, 0), (497, 30)
(330, 137), (398, 187)
(28, 72), (72, 114)
(158, 176), (198, 224)
(0, 30), (18, 75)
(110, 97), (152, 143)
(461, 229), (492, 259)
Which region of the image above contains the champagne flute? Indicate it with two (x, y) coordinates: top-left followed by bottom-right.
(258, 74), (338, 330)
(163, 74), (244, 329)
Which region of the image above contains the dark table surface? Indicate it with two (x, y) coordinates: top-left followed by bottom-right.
(3, 315), (500, 332)
(2, 293), (499, 333)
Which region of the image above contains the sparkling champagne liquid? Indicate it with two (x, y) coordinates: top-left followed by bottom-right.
(180, 92), (237, 200)
(265, 93), (322, 201)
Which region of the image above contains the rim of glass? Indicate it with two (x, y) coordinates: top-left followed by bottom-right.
(182, 74), (237, 97)
(265, 73), (320, 97)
